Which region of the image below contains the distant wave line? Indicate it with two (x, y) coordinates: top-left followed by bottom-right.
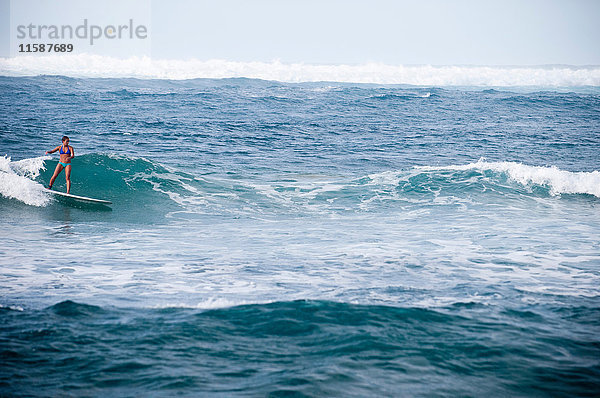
(1, 55), (600, 86)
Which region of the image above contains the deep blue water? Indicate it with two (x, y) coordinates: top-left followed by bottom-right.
(1, 76), (599, 396)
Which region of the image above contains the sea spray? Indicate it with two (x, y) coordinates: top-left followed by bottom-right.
(0, 156), (52, 206)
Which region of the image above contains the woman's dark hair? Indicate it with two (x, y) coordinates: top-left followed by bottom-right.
(62, 136), (69, 142)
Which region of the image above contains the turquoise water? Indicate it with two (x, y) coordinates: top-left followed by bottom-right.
(1, 76), (599, 396)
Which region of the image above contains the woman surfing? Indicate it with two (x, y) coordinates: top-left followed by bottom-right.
(45, 136), (74, 193)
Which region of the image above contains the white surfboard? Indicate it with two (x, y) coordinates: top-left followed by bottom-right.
(47, 189), (112, 204)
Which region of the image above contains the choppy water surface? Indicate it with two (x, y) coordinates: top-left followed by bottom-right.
(1, 76), (599, 396)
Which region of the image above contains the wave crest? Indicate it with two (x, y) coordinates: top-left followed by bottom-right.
(415, 160), (600, 198)
(0, 155), (51, 206)
(2, 55), (600, 86)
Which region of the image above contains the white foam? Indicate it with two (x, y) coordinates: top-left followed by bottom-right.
(416, 160), (600, 197)
(10, 156), (49, 179)
(0, 155), (52, 206)
(150, 297), (270, 310)
(0, 304), (24, 311)
(1, 54), (600, 86)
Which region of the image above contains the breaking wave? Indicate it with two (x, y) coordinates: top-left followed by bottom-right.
(1, 55), (600, 86)
(2, 154), (597, 214)
(0, 155), (51, 206)
(415, 160), (600, 198)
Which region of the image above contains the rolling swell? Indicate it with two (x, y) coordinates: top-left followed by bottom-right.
(2, 154), (597, 218)
(228, 161), (600, 216)
(1, 300), (598, 396)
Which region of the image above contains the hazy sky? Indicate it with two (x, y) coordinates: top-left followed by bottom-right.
(152, 0), (600, 65)
(4, 0), (600, 65)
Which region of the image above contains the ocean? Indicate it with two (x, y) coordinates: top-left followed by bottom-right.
(1, 66), (599, 396)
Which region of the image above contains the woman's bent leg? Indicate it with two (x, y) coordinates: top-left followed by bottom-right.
(48, 164), (63, 188)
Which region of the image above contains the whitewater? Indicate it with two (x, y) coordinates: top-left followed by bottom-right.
(0, 73), (599, 396)
(2, 55), (600, 86)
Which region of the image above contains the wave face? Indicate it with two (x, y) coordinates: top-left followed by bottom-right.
(1, 75), (599, 396)
(2, 55), (600, 86)
(2, 155), (598, 217)
(0, 154), (186, 224)
(415, 160), (600, 197)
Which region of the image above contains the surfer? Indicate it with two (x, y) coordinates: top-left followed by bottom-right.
(45, 136), (74, 193)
